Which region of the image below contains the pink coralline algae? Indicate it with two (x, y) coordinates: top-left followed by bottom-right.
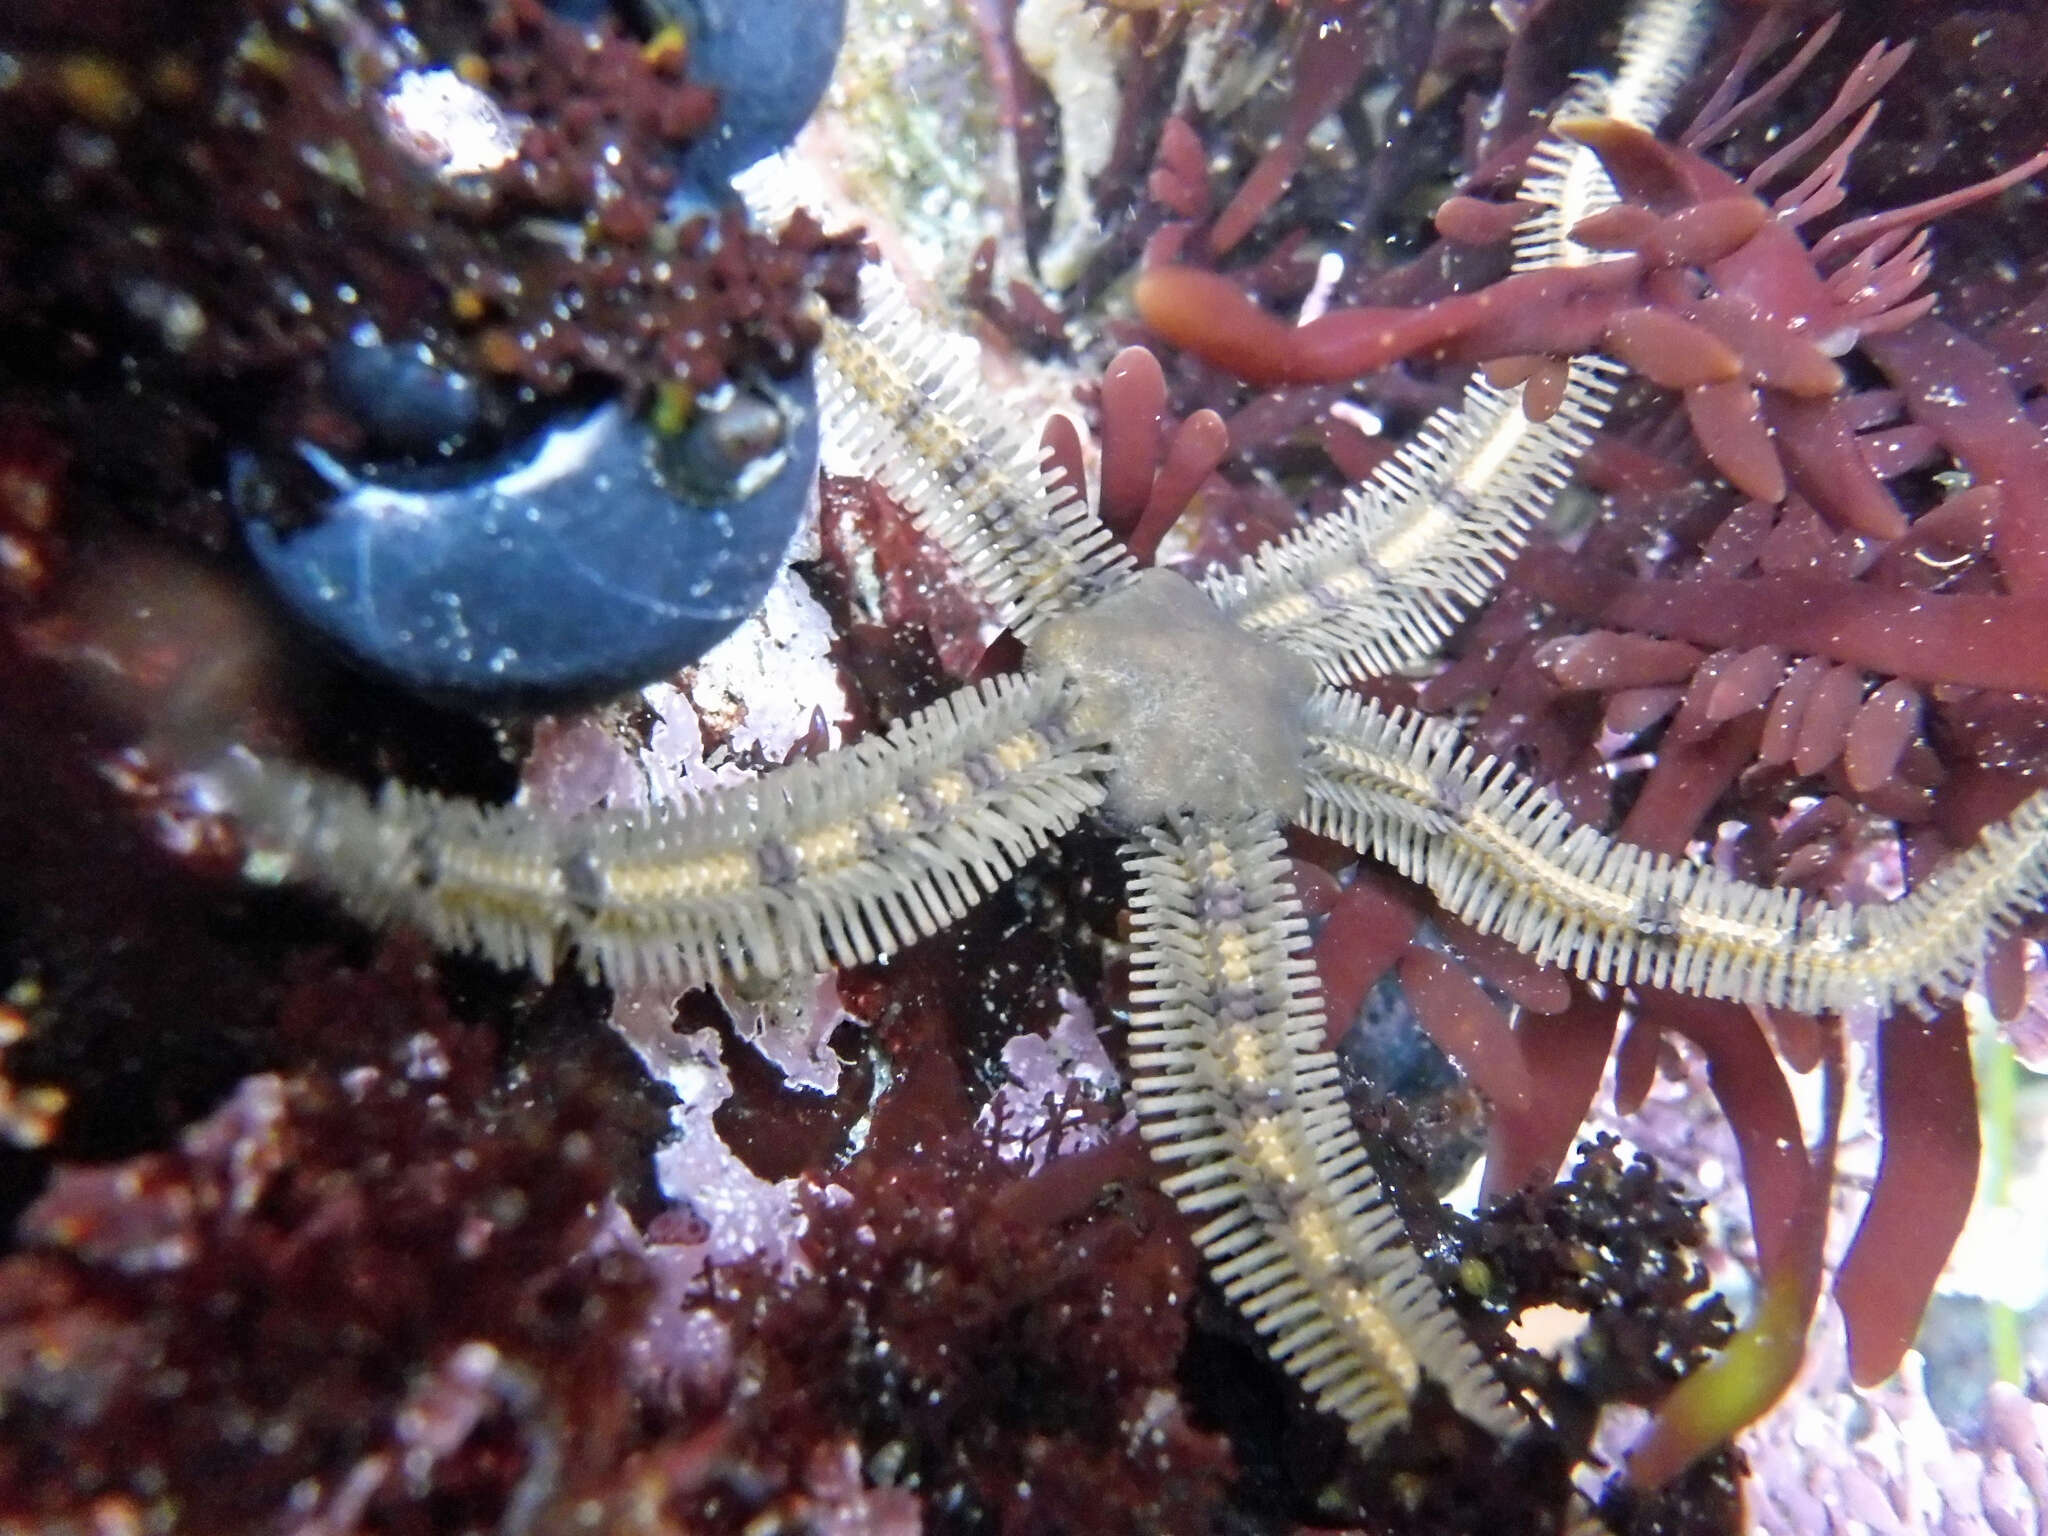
(0, 945), (662, 1534)
(1744, 1318), (2048, 1536)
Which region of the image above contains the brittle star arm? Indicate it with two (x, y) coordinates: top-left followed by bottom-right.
(220, 670), (1110, 987)
(1203, 0), (1709, 686)
(1301, 690), (2048, 1017)
(818, 269), (1136, 637)
(1205, 360), (1620, 686)
(1121, 811), (1523, 1451)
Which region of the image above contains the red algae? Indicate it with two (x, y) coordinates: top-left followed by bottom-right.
(1606, 307), (1743, 391)
(1618, 714), (1761, 856)
(1479, 994), (1619, 1202)
(1521, 553), (2048, 693)
(0, 945), (662, 1533)
(702, 946), (1234, 1536)
(1097, 346), (1170, 534)
(1768, 394), (1910, 539)
(1704, 644), (1785, 725)
(1, 0), (860, 414)
(1864, 321), (2048, 592)
(1125, 408), (1230, 564)
(1312, 872), (1421, 1046)
(1436, 915), (1573, 1018)
(1792, 665), (1865, 778)
(1684, 381), (1783, 502)
(1841, 679), (1920, 793)
(1207, 0), (1372, 257)
(1137, 258), (1635, 388)
(1397, 951), (1533, 1118)
(1625, 1020), (1846, 1492)
(1540, 632), (1709, 692)
(1606, 685), (1684, 738)
(1833, 1006), (1981, 1388)
(1146, 115), (1210, 221)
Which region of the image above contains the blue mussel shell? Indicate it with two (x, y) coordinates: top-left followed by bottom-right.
(243, 370), (819, 706)
(241, 0), (848, 708)
(672, 0), (848, 184)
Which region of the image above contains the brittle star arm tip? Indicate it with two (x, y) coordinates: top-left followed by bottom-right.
(221, 669), (1111, 988)
(1121, 811), (1524, 1449)
(1301, 690), (2048, 1019)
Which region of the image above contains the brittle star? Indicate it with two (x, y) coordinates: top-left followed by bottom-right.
(212, 0), (2048, 1464)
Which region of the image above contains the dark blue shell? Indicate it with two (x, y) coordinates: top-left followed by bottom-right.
(540, 0), (616, 22)
(242, 370), (818, 707)
(321, 341), (487, 458)
(672, 0), (847, 183)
